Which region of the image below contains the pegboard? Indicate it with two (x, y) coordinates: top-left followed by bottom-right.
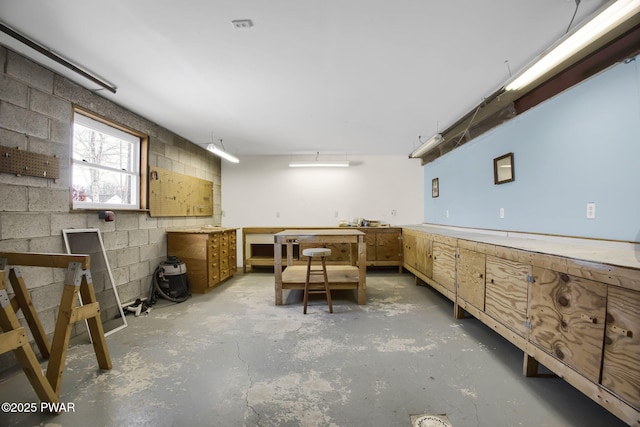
(0, 145), (60, 181)
(148, 166), (214, 217)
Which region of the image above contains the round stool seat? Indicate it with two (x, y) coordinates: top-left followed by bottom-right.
(302, 248), (332, 257)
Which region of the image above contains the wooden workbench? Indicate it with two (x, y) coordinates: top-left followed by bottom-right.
(402, 224), (640, 425)
(273, 229), (367, 305)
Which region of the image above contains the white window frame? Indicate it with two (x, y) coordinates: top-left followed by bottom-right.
(71, 109), (147, 211)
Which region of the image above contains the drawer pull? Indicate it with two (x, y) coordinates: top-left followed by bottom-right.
(611, 325), (632, 337)
(580, 314), (597, 324)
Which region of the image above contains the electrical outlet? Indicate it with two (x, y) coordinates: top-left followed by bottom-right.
(446, 210), (449, 218)
(276, 211), (280, 218)
(586, 202), (595, 219)
(334, 211), (339, 218)
(499, 208), (505, 219)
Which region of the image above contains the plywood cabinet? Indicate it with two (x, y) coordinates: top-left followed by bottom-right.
(167, 228), (238, 294)
(529, 267), (607, 383)
(485, 256), (530, 337)
(602, 286), (640, 409)
(457, 248), (486, 311)
(401, 225), (640, 424)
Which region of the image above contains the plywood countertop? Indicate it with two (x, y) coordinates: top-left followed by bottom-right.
(403, 224), (640, 270)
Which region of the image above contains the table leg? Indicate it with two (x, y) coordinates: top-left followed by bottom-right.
(357, 235), (367, 304)
(274, 238), (283, 305)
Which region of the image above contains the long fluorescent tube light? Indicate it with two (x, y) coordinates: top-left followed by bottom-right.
(0, 22), (117, 94)
(289, 161), (350, 168)
(207, 144), (239, 163)
(505, 0), (640, 91)
(409, 134), (444, 158)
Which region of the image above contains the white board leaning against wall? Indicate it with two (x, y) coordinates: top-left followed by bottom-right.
(62, 228), (127, 337)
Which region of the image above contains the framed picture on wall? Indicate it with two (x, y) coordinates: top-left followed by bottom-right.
(432, 178), (439, 197)
(493, 153), (514, 184)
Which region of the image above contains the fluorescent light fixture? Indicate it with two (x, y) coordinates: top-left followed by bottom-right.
(505, 0), (640, 91)
(409, 134), (444, 158)
(207, 144), (239, 163)
(289, 161), (350, 168)
(0, 22), (117, 93)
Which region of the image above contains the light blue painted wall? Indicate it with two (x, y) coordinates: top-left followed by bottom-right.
(423, 57), (640, 242)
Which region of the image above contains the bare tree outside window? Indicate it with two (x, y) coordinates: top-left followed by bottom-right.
(71, 112), (141, 210)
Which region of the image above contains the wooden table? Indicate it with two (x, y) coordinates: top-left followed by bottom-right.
(273, 229), (366, 305)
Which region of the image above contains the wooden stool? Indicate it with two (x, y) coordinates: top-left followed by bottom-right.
(302, 248), (333, 314)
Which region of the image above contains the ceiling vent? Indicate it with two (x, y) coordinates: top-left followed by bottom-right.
(231, 19), (253, 29)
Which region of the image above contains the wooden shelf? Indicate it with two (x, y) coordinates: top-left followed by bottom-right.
(281, 265), (359, 289)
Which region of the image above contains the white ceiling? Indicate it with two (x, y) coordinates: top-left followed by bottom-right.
(0, 0), (609, 157)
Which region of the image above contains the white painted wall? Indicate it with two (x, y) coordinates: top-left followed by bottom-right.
(221, 155), (424, 265)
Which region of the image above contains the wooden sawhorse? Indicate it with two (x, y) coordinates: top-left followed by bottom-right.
(0, 252), (112, 401)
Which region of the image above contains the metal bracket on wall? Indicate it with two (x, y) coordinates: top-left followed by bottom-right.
(0, 145), (60, 182)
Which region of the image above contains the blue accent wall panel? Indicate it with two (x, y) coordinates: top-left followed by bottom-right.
(423, 58), (640, 242)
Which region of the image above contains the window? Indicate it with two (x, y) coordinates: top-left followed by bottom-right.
(71, 110), (147, 210)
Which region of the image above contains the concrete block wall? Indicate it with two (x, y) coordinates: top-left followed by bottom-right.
(0, 46), (222, 373)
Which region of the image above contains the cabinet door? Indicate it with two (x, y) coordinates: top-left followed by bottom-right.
(530, 267), (606, 383)
(457, 248), (486, 311)
(168, 233), (209, 293)
(485, 256), (530, 337)
(365, 232), (376, 261)
(414, 236), (432, 278)
(432, 242), (456, 293)
(376, 231), (401, 262)
(403, 233), (417, 269)
(602, 286), (640, 408)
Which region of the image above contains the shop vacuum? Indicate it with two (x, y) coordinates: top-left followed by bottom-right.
(150, 256), (191, 304)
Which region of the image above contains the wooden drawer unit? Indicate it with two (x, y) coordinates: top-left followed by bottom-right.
(602, 286), (640, 409)
(530, 267), (607, 383)
(485, 256), (530, 337)
(167, 227), (238, 294)
(208, 234), (221, 286)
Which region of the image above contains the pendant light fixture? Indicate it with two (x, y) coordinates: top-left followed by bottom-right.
(288, 152), (350, 168)
(207, 139), (239, 163)
(505, 0), (640, 92)
(409, 134), (444, 159)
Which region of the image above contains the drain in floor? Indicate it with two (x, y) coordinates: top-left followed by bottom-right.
(410, 414), (453, 427)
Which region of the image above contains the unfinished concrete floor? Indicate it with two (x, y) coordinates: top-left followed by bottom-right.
(0, 270), (627, 427)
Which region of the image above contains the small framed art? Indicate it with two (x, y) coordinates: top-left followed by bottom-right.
(432, 178), (439, 197)
(493, 153), (514, 184)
